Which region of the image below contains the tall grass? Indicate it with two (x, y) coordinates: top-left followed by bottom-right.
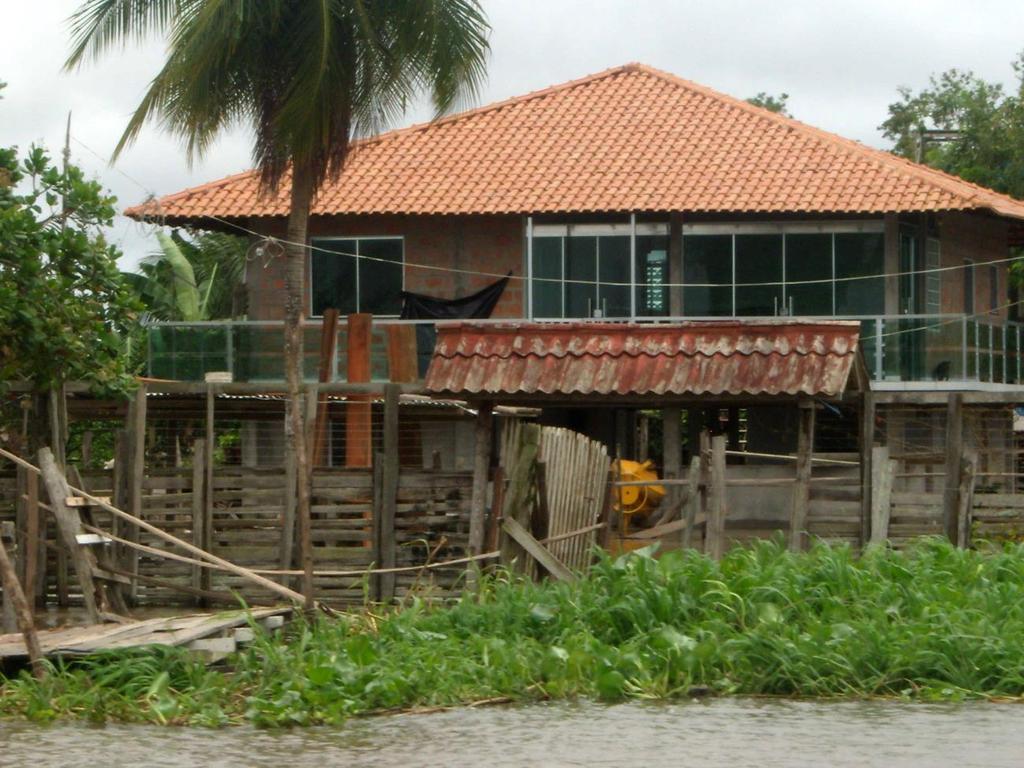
(4, 538), (1024, 726)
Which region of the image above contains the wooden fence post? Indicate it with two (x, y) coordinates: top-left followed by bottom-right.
(127, 383), (147, 602)
(788, 400), (816, 553)
(859, 391), (875, 547)
(681, 455), (702, 550)
(942, 393), (965, 543)
(499, 423), (541, 575)
(706, 434), (727, 560)
(956, 451), (978, 549)
(869, 446), (895, 545)
(468, 402), (494, 561)
(379, 383), (400, 602)
(190, 439), (206, 604)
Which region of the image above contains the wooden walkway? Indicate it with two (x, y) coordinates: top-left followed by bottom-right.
(0, 607), (290, 660)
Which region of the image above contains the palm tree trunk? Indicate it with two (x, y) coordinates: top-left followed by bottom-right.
(284, 161), (315, 609)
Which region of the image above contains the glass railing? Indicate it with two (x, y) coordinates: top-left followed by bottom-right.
(144, 315), (1024, 385)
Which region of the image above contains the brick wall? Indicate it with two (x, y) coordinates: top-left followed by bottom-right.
(938, 212), (1011, 318)
(243, 213), (525, 320)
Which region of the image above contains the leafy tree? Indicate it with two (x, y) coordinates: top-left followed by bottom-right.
(880, 53), (1024, 198)
(747, 92), (790, 116)
(126, 229), (248, 320)
(0, 88), (140, 395)
(66, 0), (491, 606)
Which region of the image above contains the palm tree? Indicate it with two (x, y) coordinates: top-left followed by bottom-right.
(66, 0), (490, 607)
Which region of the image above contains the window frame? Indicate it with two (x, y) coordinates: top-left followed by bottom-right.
(307, 235), (406, 318)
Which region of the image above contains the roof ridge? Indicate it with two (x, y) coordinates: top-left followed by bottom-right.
(630, 63), (1023, 212)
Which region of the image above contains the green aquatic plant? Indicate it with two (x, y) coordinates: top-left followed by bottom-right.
(4, 538), (1024, 726)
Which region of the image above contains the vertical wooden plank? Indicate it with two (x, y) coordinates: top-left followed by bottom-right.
(859, 391), (875, 547)
(706, 434), (727, 560)
(379, 383), (400, 602)
(345, 313), (373, 468)
(386, 324), (419, 383)
(869, 446), (894, 545)
(202, 386), (215, 595)
(468, 402), (494, 559)
(942, 393), (965, 543)
(281, 404), (297, 573)
(370, 456), (384, 602)
(22, 469), (40, 607)
(312, 308), (340, 468)
(499, 423), (540, 575)
(301, 385), (317, 603)
(681, 455), (702, 550)
(662, 407), (682, 525)
(127, 383), (147, 602)
(191, 439), (206, 605)
(956, 451), (978, 549)
(788, 400), (816, 553)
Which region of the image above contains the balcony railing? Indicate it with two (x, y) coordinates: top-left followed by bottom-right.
(144, 315), (1024, 386)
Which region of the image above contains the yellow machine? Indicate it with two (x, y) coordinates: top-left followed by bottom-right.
(611, 459), (665, 547)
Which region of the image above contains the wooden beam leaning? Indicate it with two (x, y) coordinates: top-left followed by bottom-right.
(0, 524), (44, 678)
(788, 400), (816, 553)
(501, 517), (574, 582)
(942, 393), (965, 544)
(37, 449), (102, 623)
(0, 447), (306, 605)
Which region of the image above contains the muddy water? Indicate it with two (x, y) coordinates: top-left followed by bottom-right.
(2, 699), (1023, 767)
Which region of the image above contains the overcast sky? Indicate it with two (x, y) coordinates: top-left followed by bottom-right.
(3, 0), (1023, 268)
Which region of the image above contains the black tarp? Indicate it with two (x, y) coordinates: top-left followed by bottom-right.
(399, 272), (511, 375)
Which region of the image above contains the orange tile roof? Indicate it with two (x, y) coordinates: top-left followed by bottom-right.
(125, 63), (1024, 223)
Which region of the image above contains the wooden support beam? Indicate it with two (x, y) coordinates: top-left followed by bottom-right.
(956, 451), (978, 549)
(312, 308), (340, 467)
(0, 524), (44, 678)
(859, 391), (875, 547)
(942, 393), (965, 543)
(127, 383), (147, 601)
(37, 449), (102, 623)
(190, 439), (206, 604)
(788, 400), (816, 553)
(379, 383), (400, 601)
(345, 312), (373, 468)
(869, 446), (895, 545)
(681, 455), (702, 550)
(468, 402), (494, 559)
(501, 517), (574, 582)
(706, 434), (727, 559)
(203, 389), (215, 597)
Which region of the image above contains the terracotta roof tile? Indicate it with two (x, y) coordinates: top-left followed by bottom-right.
(125, 63), (1024, 223)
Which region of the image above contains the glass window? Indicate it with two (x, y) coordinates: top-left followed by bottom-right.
(598, 235), (631, 318)
(785, 234), (833, 316)
(564, 236), (597, 318)
(735, 234), (782, 316)
(683, 235), (732, 316)
(835, 233), (885, 315)
(531, 236), (563, 317)
(636, 235), (670, 317)
(310, 237), (404, 316)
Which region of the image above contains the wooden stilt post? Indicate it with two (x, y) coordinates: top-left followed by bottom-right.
(681, 455), (701, 550)
(942, 393), (965, 544)
(468, 402), (494, 559)
(956, 450), (978, 549)
(203, 386), (215, 596)
(345, 313), (373, 468)
(788, 399), (816, 553)
(281, 403), (297, 577)
(301, 385), (318, 607)
(379, 383), (400, 601)
(706, 434), (727, 560)
(20, 468), (40, 607)
(869, 446), (895, 545)
(127, 383), (147, 602)
(662, 406), (682, 523)
(859, 391), (875, 547)
(0, 523), (44, 678)
(191, 439), (207, 605)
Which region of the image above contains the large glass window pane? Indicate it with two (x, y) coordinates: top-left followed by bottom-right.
(565, 236), (597, 317)
(735, 234), (782, 316)
(785, 233), (833, 316)
(531, 236), (562, 317)
(683, 235), (732, 316)
(635, 235), (670, 317)
(310, 238), (357, 316)
(835, 233), (885, 315)
(358, 238), (403, 315)
(598, 235), (630, 318)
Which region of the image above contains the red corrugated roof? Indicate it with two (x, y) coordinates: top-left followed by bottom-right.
(125, 63), (1024, 224)
(424, 321), (862, 399)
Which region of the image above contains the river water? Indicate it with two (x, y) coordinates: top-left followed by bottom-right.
(2, 698), (1022, 767)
